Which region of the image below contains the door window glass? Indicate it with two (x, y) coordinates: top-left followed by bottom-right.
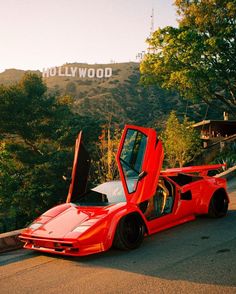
(119, 129), (147, 193)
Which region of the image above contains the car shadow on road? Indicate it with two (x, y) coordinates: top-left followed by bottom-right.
(0, 249), (39, 266)
(58, 209), (236, 288)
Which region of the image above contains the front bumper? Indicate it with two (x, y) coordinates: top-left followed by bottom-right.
(19, 235), (105, 256)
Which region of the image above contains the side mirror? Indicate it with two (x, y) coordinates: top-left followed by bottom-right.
(138, 170), (147, 180)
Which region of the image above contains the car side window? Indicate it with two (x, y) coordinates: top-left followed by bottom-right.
(142, 178), (175, 220)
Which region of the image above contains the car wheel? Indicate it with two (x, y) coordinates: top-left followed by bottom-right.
(208, 191), (228, 218)
(113, 214), (145, 250)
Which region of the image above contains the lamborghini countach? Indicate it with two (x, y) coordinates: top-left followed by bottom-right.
(19, 125), (229, 256)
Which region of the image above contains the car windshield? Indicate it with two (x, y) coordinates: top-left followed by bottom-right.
(75, 180), (131, 206)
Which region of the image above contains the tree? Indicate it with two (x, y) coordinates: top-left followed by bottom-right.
(93, 126), (121, 184)
(162, 111), (202, 168)
(0, 142), (22, 231)
(0, 73), (53, 153)
(141, 0), (236, 117)
(0, 73), (101, 232)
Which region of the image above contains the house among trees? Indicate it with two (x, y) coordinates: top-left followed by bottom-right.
(193, 112), (236, 149)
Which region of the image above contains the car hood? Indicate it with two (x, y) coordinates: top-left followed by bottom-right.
(23, 204), (115, 239)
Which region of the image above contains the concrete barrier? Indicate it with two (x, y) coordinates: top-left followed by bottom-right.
(0, 229), (23, 253)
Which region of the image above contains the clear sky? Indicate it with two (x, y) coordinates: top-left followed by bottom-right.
(0, 0), (177, 73)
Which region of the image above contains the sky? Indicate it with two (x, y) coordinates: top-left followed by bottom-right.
(0, 0), (178, 73)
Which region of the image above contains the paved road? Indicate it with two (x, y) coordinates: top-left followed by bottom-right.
(1, 181), (236, 294)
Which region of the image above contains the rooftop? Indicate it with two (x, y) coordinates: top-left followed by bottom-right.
(192, 120), (236, 128)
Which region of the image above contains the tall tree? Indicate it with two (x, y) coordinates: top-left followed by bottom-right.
(162, 111), (202, 168)
(0, 73), (53, 153)
(141, 0), (236, 117)
(93, 126), (120, 184)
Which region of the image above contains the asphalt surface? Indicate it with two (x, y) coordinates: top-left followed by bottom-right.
(0, 180), (236, 294)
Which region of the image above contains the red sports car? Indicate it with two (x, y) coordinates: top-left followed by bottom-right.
(19, 125), (229, 256)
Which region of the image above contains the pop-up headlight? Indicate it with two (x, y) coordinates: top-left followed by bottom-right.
(72, 225), (91, 233)
(72, 219), (97, 234)
(29, 223), (43, 230)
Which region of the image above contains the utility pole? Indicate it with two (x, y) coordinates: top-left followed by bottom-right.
(136, 8), (156, 60)
(147, 7), (156, 53)
(150, 7), (154, 38)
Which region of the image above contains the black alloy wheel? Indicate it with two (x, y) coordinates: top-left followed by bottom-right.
(113, 214), (145, 250)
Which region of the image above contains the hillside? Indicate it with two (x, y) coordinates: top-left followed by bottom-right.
(0, 62), (222, 128)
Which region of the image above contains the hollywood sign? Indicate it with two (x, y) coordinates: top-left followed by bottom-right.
(42, 66), (113, 78)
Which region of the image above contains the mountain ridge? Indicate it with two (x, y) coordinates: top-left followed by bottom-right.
(0, 62), (221, 128)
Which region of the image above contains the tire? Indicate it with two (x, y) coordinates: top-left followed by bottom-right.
(113, 214), (145, 250)
(208, 191), (228, 218)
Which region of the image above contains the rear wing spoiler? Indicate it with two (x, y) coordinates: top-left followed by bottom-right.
(161, 164), (226, 177)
